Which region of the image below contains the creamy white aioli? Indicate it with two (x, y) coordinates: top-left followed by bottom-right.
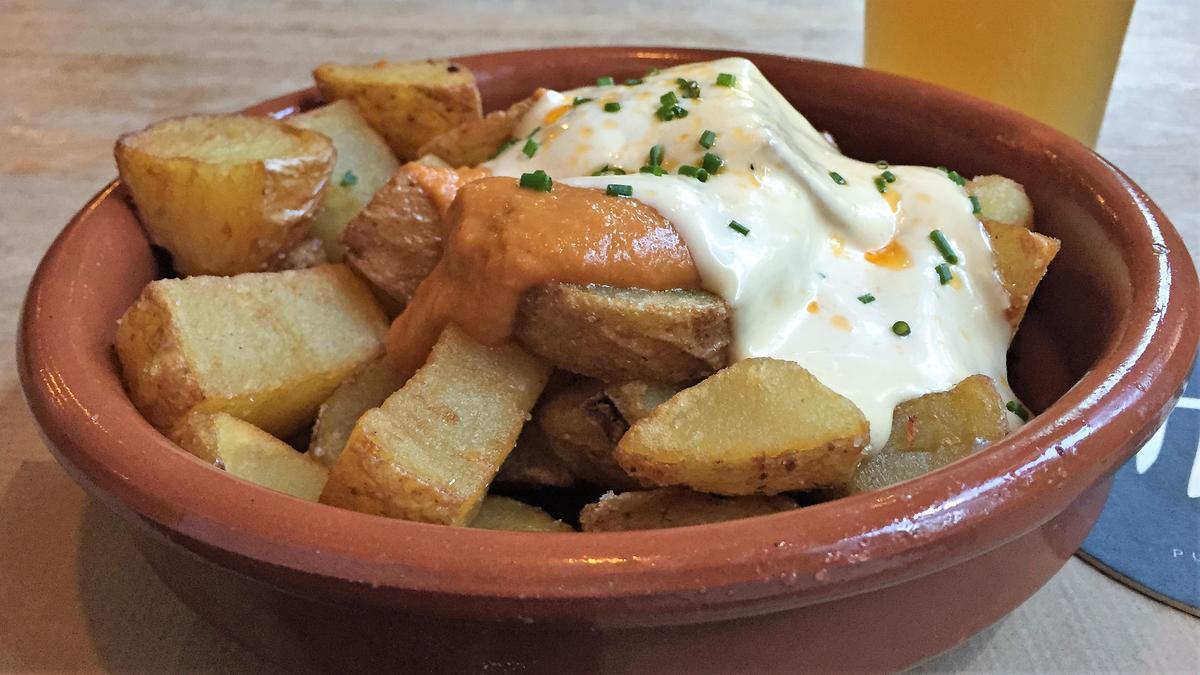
(485, 57), (1021, 449)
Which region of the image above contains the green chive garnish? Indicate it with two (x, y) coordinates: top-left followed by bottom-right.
(728, 220), (750, 236)
(716, 72), (736, 87)
(592, 164), (626, 176)
(881, 170), (897, 183)
(525, 126), (541, 139)
(597, 75), (614, 86)
(702, 152), (724, 175)
(660, 91), (679, 107)
(969, 195), (982, 214)
(606, 183), (633, 197)
(625, 78), (643, 86)
(946, 169), (966, 186)
(699, 130), (717, 149)
(521, 138), (539, 158)
(603, 102), (621, 113)
(572, 96), (592, 106)
(875, 160), (889, 169)
(519, 170), (552, 192)
(857, 293), (876, 304)
(874, 176), (888, 193)
(648, 144), (664, 167)
(339, 170), (358, 187)
(639, 165), (665, 176)
(935, 263), (953, 285)
(829, 171), (847, 185)
(676, 78), (701, 98)
(1007, 400), (1031, 422)
(892, 321), (911, 336)
(929, 230), (959, 264)
(678, 165), (708, 182)
(671, 105), (688, 118)
(489, 138), (517, 159)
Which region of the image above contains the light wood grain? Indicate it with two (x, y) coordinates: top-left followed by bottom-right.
(1, 0), (1197, 672)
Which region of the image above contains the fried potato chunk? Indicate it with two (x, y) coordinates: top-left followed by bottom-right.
(286, 100), (400, 260)
(604, 380), (683, 423)
(264, 237), (328, 271)
(851, 375), (1010, 493)
(967, 175), (1033, 228)
(172, 411), (328, 501)
(308, 355), (406, 467)
(320, 325), (550, 524)
(313, 59), (482, 161)
(515, 283), (731, 384)
(470, 496), (573, 532)
(116, 265), (389, 438)
(985, 219), (1060, 328)
(494, 424), (577, 488)
(417, 96), (536, 167)
(536, 379), (642, 490)
(579, 488), (797, 532)
(616, 358), (869, 495)
(115, 114), (335, 276)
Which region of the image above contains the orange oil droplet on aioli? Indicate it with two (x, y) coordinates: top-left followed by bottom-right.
(807, 300), (820, 314)
(831, 314), (852, 331)
(864, 238), (912, 269)
(883, 189), (901, 212)
(949, 274), (964, 289)
(543, 104), (572, 125)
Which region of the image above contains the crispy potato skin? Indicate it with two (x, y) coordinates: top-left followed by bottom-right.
(286, 100), (400, 260)
(417, 96), (535, 167)
(515, 283), (731, 384)
(309, 355), (406, 467)
(580, 488), (796, 532)
(470, 496), (574, 532)
(984, 219), (1061, 328)
(616, 358), (869, 495)
(494, 423), (577, 488)
(313, 60), (483, 161)
(320, 325), (550, 524)
(172, 411), (329, 501)
(535, 379), (642, 490)
(115, 265), (389, 438)
(115, 114), (335, 276)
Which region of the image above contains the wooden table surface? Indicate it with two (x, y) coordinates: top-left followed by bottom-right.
(2, 1), (1197, 672)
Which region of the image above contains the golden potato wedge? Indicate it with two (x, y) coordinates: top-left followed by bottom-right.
(416, 96), (535, 167)
(579, 488), (796, 532)
(535, 380), (642, 490)
(308, 355), (406, 467)
(605, 380), (683, 423)
(320, 325), (550, 524)
(967, 175), (1033, 228)
(850, 449), (939, 495)
(984, 219), (1061, 327)
(116, 265), (389, 438)
(616, 358), (869, 495)
(286, 100), (401, 260)
(265, 237), (328, 271)
(313, 59), (482, 161)
(494, 424), (577, 488)
(514, 283), (731, 384)
(115, 114), (335, 276)
(172, 411), (328, 501)
(470, 496), (573, 532)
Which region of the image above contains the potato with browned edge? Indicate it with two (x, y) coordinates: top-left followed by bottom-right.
(320, 325), (550, 525)
(515, 283), (731, 384)
(172, 411), (329, 501)
(313, 59), (482, 161)
(616, 358), (869, 495)
(417, 96), (535, 167)
(471, 496), (573, 532)
(116, 265), (389, 438)
(580, 488), (796, 532)
(115, 114), (335, 276)
(493, 424), (577, 489)
(535, 379), (641, 490)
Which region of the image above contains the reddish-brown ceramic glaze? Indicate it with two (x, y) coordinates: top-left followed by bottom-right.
(18, 48), (1200, 673)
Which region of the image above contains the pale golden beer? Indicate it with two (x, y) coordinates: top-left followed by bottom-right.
(864, 0), (1134, 146)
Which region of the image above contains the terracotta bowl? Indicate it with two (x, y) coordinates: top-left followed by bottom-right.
(18, 47), (1199, 673)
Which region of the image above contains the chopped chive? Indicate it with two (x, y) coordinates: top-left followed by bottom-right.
(716, 72), (736, 87)
(489, 138), (517, 159)
(874, 176), (888, 193)
(671, 105), (689, 118)
(857, 293), (876, 304)
(660, 91), (679, 107)
(891, 320), (911, 337)
(702, 152), (724, 174)
(521, 138), (539, 158)
(606, 183), (633, 197)
(875, 160), (889, 169)
(728, 220), (750, 236)
(655, 106), (675, 121)
(677, 165), (708, 182)
(881, 170), (897, 183)
(946, 169), (966, 186)
(648, 143), (664, 167)
(829, 171), (847, 185)
(935, 263), (954, 285)
(625, 78), (643, 86)
(1006, 400), (1031, 422)
(929, 230), (959, 264)
(676, 78), (701, 98)
(603, 101), (621, 113)
(698, 129), (717, 149)
(597, 75), (614, 86)
(518, 170), (552, 192)
(639, 164), (665, 176)
(592, 164), (626, 176)
(969, 195), (982, 214)
(525, 126), (541, 139)
(339, 170), (358, 187)
(572, 96), (592, 106)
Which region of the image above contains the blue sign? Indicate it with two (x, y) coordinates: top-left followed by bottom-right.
(1080, 360), (1200, 615)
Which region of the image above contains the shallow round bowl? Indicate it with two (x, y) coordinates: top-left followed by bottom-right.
(18, 47), (1200, 673)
